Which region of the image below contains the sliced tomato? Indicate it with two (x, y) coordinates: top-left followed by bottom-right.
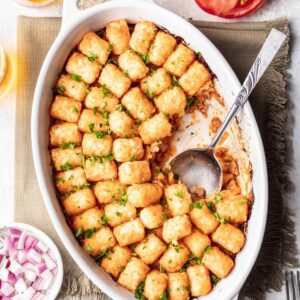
(195, 0), (265, 19)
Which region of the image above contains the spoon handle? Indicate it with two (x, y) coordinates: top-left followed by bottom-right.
(210, 28), (287, 148)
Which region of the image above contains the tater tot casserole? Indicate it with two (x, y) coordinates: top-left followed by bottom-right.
(49, 19), (253, 299)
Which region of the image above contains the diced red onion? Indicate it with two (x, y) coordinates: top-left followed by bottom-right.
(17, 250), (27, 265)
(7, 272), (17, 285)
(42, 253), (56, 271)
(8, 260), (23, 276)
(15, 278), (27, 293)
(21, 286), (36, 299)
(0, 257), (9, 269)
(40, 269), (52, 281)
(24, 269), (37, 282)
(10, 229), (21, 239)
(17, 232), (27, 250)
(27, 249), (42, 264)
(22, 262), (35, 271)
(24, 236), (38, 251)
(0, 268), (9, 281)
(35, 241), (48, 253)
(0, 282), (15, 296)
(31, 291), (46, 300)
(34, 263), (46, 275)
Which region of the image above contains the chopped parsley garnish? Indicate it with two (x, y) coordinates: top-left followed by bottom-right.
(160, 265), (166, 273)
(55, 86), (65, 95)
(203, 245), (211, 254)
(95, 249), (114, 263)
(102, 110), (109, 119)
(175, 190), (184, 198)
(186, 97), (199, 110)
(154, 168), (161, 174)
(197, 51), (202, 59)
(84, 244), (93, 254)
(101, 215), (109, 227)
(84, 227), (98, 239)
(160, 290), (168, 300)
(134, 119), (142, 126)
(116, 103), (124, 112)
(130, 155), (137, 162)
(100, 85), (109, 97)
(95, 131), (105, 139)
(88, 54), (99, 62)
(107, 44), (113, 52)
(190, 202), (203, 209)
(72, 106), (79, 114)
(134, 281), (145, 300)
(162, 213), (168, 221)
(172, 76), (180, 87)
(89, 155), (101, 165)
(93, 106), (99, 115)
(187, 253), (201, 265)
(104, 153), (114, 161)
(211, 274), (221, 285)
(70, 74), (81, 82)
(214, 212), (228, 224)
(171, 243), (184, 253)
(144, 90), (155, 99)
(118, 192), (128, 206)
(116, 212), (123, 217)
(60, 162), (72, 171)
(214, 193), (222, 201)
(140, 54), (149, 65)
(82, 183), (90, 189)
(89, 123), (95, 133)
(206, 201), (216, 213)
(60, 142), (77, 150)
(75, 228), (83, 238)
(106, 56), (118, 66)
(183, 286), (190, 292)
(160, 198), (167, 207)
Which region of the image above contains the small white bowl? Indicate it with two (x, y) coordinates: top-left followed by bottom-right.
(0, 222), (63, 300)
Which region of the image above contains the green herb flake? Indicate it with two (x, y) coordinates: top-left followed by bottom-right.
(172, 76), (180, 87)
(144, 90), (155, 99)
(134, 280), (145, 300)
(183, 286), (190, 292)
(160, 290), (168, 300)
(60, 162), (72, 171)
(116, 103), (124, 112)
(159, 265), (166, 273)
(211, 274), (221, 285)
(95, 249), (114, 263)
(140, 54), (149, 65)
(171, 243), (184, 253)
(89, 123), (95, 133)
(95, 131), (105, 139)
(100, 85), (110, 98)
(106, 56), (118, 66)
(56, 86), (66, 95)
(203, 245), (211, 254)
(75, 228), (83, 238)
(162, 213), (168, 221)
(154, 168), (161, 174)
(175, 190), (184, 199)
(88, 54), (99, 62)
(118, 192), (128, 206)
(89, 155), (101, 165)
(82, 183), (90, 189)
(206, 201), (216, 213)
(134, 119), (142, 126)
(214, 193), (222, 201)
(107, 44), (113, 52)
(60, 142), (77, 150)
(130, 155), (137, 162)
(84, 244), (93, 254)
(196, 51), (202, 59)
(104, 153), (114, 162)
(186, 97), (199, 110)
(101, 215), (109, 227)
(93, 106), (99, 115)
(190, 202), (203, 209)
(214, 212), (228, 224)
(70, 74), (81, 82)
(84, 227), (98, 239)
(72, 106), (79, 114)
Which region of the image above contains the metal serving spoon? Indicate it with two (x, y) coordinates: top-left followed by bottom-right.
(168, 28), (287, 195)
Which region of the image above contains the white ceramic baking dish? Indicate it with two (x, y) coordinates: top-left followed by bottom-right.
(31, 1), (268, 299)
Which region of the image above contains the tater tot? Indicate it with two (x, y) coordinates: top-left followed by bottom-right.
(50, 95), (82, 123)
(165, 183), (192, 216)
(154, 86), (186, 117)
(62, 189), (97, 216)
(106, 19), (130, 55)
(50, 123), (82, 147)
(183, 228), (211, 258)
(109, 111), (137, 138)
(55, 167), (87, 194)
(104, 202), (137, 227)
(179, 61), (212, 96)
(78, 31), (111, 65)
(162, 215), (192, 243)
(168, 272), (190, 300)
(140, 68), (172, 98)
(149, 31), (177, 66)
(99, 64), (131, 98)
(212, 224), (245, 253)
(187, 265), (212, 296)
(118, 50), (149, 82)
(215, 196), (248, 224)
(138, 113), (172, 144)
(82, 133), (112, 157)
(78, 109), (109, 133)
(159, 242), (190, 273)
(113, 218), (145, 246)
(135, 234), (166, 265)
(85, 158), (117, 181)
(129, 21), (157, 56)
(121, 87), (155, 121)
(71, 207), (103, 231)
(82, 227), (116, 257)
(112, 137), (144, 162)
(164, 44), (195, 77)
(118, 257), (150, 292)
(65, 52), (101, 84)
(56, 74), (88, 102)
(51, 146), (83, 171)
(140, 204), (164, 229)
(94, 180), (126, 204)
(189, 202), (219, 234)
(144, 270), (168, 300)
(118, 161), (151, 185)
(127, 183), (163, 208)
(84, 87), (119, 112)
(101, 245), (132, 278)
(202, 246), (234, 279)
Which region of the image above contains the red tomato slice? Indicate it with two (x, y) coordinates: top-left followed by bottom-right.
(195, 0), (265, 19)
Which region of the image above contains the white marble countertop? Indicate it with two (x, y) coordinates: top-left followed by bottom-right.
(0, 0), (299, 298)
